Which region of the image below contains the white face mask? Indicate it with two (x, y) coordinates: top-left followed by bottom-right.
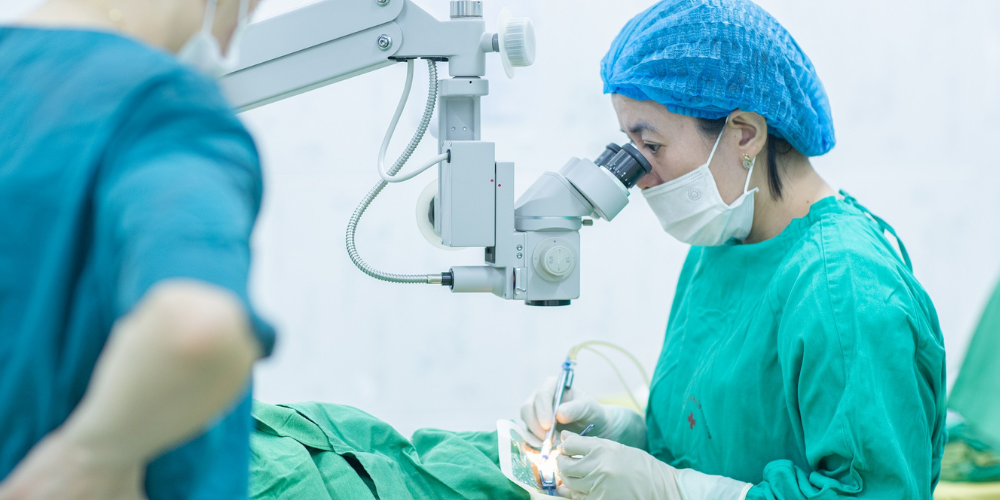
(177, 0), (250, 78)
(641, 122), (758, 246)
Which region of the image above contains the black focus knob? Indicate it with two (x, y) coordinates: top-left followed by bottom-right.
(602, 143), (652, 189)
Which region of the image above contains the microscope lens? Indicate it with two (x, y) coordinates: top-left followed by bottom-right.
(603, 143), (652, 189)
(594, 143), (622, 167)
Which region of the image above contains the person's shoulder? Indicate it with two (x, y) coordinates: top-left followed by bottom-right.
(84, 32), (231, 113)
(67, 32), (261, 185)
(70, 32), (255, 156)
(771, 201), (944, 384)
(13, 28), (232, 116)
(774, 199), (939, 336)
(781, 200), (906, 286)
(1, 27), (239, 126)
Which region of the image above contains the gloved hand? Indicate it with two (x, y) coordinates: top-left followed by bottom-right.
(555, 432), (752, 500)
(520, 376), (647, 450)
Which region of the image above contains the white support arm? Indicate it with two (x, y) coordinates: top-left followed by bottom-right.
(221, 0), (492, 111)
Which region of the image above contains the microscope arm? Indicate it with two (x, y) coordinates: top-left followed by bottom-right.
(220, 0), (493, 112)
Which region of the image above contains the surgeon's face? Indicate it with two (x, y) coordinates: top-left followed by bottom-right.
(612, 94), (747, 204)
(612, 95), (713, 190)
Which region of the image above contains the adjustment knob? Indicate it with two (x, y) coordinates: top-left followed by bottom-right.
(541, 246), (574, 277)
(497, 8), (536, 78)
(532, 238), (577, 283)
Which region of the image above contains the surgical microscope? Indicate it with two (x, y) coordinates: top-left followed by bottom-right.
(221, 0), (652, 306)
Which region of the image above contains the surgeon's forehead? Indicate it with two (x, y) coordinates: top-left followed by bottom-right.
(613, 96), (669, 133)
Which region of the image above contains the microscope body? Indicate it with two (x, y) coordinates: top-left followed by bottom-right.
(429, 68), (587, 305)
(430, 69), (649, 305)
(436, 88), (647, 305)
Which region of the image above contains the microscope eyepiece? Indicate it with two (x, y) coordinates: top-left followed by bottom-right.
(599, 143), (652, 189)
(594, 143), (622, 167)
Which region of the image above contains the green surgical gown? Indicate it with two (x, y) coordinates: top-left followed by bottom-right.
(949, 276), (1000, 449)
(646, 195), (947, 499)
(250, 401), (529, 500)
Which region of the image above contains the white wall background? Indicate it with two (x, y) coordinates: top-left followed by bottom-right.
(4, 0), (1000, 437)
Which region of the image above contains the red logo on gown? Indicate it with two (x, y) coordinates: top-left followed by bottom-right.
(688, 412), (696, 429)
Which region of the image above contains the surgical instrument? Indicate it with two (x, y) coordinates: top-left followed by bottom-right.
(541, 358), (575, 459)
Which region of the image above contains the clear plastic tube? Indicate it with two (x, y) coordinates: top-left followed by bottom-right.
(567, 340), (652, 412)
(345, 59), (442, 284)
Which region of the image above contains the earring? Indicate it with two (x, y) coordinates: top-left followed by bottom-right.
(742, 154), (755, 170)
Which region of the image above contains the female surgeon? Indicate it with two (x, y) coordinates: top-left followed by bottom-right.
(521, 0), (947, 499)
(0, 0), (274, 499)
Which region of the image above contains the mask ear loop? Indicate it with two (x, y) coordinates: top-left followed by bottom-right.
(201, 0), (219, 35)
(742, 154), (757, 194)
(705, 120), (727, 171)
(223, 0), (251, 59)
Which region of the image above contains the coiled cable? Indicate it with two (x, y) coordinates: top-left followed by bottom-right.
(346, 59), (443, 284)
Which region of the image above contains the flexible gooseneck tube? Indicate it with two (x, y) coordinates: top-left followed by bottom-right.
(346, 59), (444, 284)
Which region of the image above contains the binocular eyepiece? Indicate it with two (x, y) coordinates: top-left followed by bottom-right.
(594, 143), (653, 190)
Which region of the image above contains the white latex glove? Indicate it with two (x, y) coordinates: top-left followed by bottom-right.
(555, 432), (752, 500)
(520, 376), (647, 450)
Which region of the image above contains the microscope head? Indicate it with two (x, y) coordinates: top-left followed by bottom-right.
(510, 143), (651, 306)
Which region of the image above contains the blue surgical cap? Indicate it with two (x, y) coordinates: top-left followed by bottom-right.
(601, 0), (835, 157)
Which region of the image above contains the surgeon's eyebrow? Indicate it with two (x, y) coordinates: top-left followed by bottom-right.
(624, 122), (658, 135)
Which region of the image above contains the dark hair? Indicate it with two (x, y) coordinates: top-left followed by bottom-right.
(696, 117), (794, 199)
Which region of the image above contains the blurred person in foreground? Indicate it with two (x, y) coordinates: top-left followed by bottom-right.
(0, 0), (275, 498)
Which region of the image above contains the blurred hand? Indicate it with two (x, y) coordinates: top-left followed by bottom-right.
(0, 431), (147, 500)
(520, 376), (647, 450)
(0, 281), (257, 500)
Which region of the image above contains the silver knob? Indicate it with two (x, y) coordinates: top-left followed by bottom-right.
(450, 1), (483, 18)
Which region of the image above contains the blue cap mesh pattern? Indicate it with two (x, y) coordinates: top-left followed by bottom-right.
(601, 0), (835, 156)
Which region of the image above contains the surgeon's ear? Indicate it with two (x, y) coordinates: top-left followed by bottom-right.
(728, 110), (768, 159)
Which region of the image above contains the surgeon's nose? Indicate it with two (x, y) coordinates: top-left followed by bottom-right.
(636, 172), (662, 191)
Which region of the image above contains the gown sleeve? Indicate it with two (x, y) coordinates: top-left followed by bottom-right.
(746, 238), (946, 499)
(94, 68), (275, 356)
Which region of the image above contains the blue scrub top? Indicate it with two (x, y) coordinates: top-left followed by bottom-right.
(0, 27), (275, 499)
